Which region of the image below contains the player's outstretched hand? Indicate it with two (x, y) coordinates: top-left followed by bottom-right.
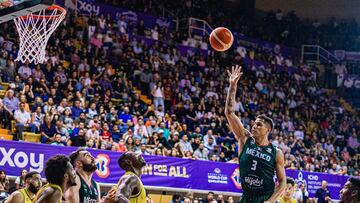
(227, 65), (243, 85)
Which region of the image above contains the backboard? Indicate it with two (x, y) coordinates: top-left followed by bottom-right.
(0, 0), (54, 23)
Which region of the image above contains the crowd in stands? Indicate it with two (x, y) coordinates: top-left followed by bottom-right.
(0, 0), (358, 182)
(99, 0), (360, 51)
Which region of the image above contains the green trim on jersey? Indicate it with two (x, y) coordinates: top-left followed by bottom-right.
(78, 173), (99, 203)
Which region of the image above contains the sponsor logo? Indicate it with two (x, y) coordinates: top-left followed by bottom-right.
(95, 154), (110, 178)
(66, 0), (100, 15)
(207, 168), (228, 184)
(0, 147), (44, 172)
(244, 175), (263, 187)
(308, 175), (318, 180)
(214, 168), (221, 174)
(230, 167), (242, 189)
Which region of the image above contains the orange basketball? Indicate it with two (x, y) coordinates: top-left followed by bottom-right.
(209, 27), (234, 52)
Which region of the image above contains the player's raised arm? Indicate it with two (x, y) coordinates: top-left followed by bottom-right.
(225, 65), (249, 145)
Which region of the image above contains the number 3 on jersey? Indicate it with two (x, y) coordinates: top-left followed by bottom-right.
(251, 160), (257, 170)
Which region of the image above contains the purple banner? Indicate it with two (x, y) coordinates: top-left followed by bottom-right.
(57, 0), (173, 29)
(0, 140), (348, 199)
(334, 50), (360, 61)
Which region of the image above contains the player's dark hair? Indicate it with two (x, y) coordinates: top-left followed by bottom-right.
(286, 177), (295, 186)
(25, 171), (40, 181)
(118, 152), (132, 171)
(69, 148), (87, 166)
(257, 114), (274, 130)
(349, 177), (360, 198)
(44, 155), (70, 186)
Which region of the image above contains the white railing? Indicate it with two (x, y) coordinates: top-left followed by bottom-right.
(301, 45), (339, 64)
(187, 17), (214, 37)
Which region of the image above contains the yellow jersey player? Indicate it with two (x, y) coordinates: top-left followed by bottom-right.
(103, 152), (147, 203)
(5, 171), (42, 203)
(33, 155), (77, 203)
(278, 177), (297, 203)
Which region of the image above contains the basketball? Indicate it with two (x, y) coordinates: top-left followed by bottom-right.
(209, 27), (234, 52)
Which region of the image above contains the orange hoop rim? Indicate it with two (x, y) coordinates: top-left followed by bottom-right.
(20, 5), (66, 20)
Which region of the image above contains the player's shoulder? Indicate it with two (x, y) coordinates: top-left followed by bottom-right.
(11, 190), (23, 198)
(121, 173), (139, 183)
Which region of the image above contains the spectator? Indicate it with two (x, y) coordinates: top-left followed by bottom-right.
(32, 106), (44, 132)
(14, 102), (36, 140)
(118, 106), (132, 123)
(140, 143), (151, 155)
(111, 124), (121, 143)
(157, 129), (171, 150)
(146, 118), (159, 136)
(40, 115), (57, 143)
(55, 120), (69, 139)
(116, 139), (128, 152)
(3, 89), (19, 113)
(169, 131), (180, 148)
(71, 100), (83, 119)
(158, 122), (170, 140)
(194, 143), (209, 160)
(315, 181), (331, 203)
(99, 122), (113, 146)
(14, 169), (27, 190)
(17, 61), (31, 80)
(51, 134), (65, 146)
(170, 194), (181, 203)
(0, 99), (12, 128)
(0, 170), (9, 200)
(203, 192), (215, 203)
(293, 183), (303, 202)
(67, 129), (87, 147)
(180, 134), (193, 155)
(152, 81), (164, 110)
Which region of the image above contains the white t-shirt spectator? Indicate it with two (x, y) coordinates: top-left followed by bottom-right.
(14, 109), (31, 124)
(86, 129), (99, 141)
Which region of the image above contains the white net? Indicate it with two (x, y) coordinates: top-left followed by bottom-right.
(13, 5), (66, 64)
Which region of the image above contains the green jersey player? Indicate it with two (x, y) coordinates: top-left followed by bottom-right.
(225, 65), (286, 203)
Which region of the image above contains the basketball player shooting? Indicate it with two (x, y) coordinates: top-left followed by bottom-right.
(225, 65), (286, 203)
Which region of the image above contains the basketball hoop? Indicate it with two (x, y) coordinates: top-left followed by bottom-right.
(14, 5), (66, 64)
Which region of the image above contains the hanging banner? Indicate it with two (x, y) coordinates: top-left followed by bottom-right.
(0, 140), (348, 199)
(57, 0), (173, 29)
